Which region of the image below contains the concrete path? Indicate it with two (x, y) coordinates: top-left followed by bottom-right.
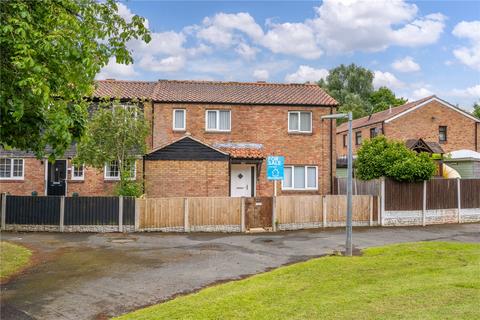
(1, 224), (479, 320)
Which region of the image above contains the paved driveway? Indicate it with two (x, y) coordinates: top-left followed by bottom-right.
(1, 224), (479, 320)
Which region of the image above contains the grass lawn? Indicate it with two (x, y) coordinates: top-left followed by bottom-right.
(0, 241), (32, 281)
(116, 242), (480, 320)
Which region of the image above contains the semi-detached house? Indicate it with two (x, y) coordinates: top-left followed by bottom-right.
(1, 80), (338, 197)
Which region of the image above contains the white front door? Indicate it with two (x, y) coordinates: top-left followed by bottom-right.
(231, 164), (255, 197)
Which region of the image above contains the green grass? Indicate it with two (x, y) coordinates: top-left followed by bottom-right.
(0, 241), (32, 280)
(115, 242), (480, 320)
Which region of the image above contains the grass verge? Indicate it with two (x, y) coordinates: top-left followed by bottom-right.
(115, 241), (480, 320)
(0, 241), (32, 281)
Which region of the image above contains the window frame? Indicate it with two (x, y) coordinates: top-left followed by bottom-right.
(205, 109), (231, 132)
(355, 131), (362, 145)
(71, 164), (85, 181)
(343, 134), (347, 147)
(281, 165), (318, 191)
(439, 126), (447, 143)
(172, 109), (186, 131)
(370, 127), (378, 139)
(0, 158), (24, 180)
(104, 160), (136, 181)
(288, 111), (313, 133)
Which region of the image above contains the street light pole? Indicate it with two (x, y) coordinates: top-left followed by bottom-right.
(322, 112), (353, 256)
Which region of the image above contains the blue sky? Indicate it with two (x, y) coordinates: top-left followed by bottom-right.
(97, 0), (480, 110)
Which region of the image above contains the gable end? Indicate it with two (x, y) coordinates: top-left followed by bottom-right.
(145, 137), (229, 161)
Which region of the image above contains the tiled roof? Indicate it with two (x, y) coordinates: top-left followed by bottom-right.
(94, 80), (337, 106)
(0, 145), (77, 158)
(214, 142), (266, 159)
(94, 80), (157, 100)
(337, 95), (435, 133)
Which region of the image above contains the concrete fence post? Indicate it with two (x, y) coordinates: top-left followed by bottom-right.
(184, 197), (190, 232)
(322, 196), (327, 228)
(272, 196), (277, 232)
(377, 195), (381, 226)
(1, 193), (7, 231)
(119, 196), (123, 232)
(134, 198), (140, 232)
(422, 181), (427, 227)
(380, 177), (385, 226)
(240, 197), (246, 232)
(457, 178), (461, 223)
(59, 196), (65, 232)
(369, 196), (374, 226)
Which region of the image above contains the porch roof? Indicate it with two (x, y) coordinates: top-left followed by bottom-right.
(213, 142), (266, 159)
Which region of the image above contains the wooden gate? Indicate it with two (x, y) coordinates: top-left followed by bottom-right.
(245, 197), (273, 229)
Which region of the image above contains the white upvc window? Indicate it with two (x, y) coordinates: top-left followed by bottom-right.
(173, 109), (186, 131)
(0, 158), (24, 180)
(288, 111), (312, 133)
(205, 110), (231, 132)
(282, 165), (318, 190)
(71, 164), (84, 181)
(104, 160), (136, 180)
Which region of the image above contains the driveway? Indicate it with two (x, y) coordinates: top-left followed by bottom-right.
(1, 224), (479, 320)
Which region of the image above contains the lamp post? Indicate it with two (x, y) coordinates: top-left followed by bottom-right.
(322, 112), (353, 256)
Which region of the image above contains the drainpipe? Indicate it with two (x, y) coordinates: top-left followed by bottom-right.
(329, 106), (334, 194)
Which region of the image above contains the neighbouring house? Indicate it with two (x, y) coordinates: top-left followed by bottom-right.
(336, 95), (480, 158)
(1, 80), (338, 197)
(444, 149), (480, 178)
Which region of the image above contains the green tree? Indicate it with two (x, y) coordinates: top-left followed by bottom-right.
(0, 0), (151, 159)
(356, 136), (436, 182)
(75, 101), (149, 196)
(319, 64), (374, 120)
(472, 102), (480, 119)
(369, 87), (407, 113)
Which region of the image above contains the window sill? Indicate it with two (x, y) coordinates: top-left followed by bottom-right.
(282, 188), (318, 192)
(439, 141), (447, 144)
(288, 131), (313, 136)
(205, 130), (231, 134)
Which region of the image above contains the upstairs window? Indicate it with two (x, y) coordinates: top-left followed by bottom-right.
(288, 111), (312, 133)
(206, 110), (231, 132)
(370, 127), (379, 139)
(355, 131), (362, 145)
(0, 158), (24, 180)
(104, 160), (136, 180)
(71, 165), (84, 181)
(439, 126), (447, 143)
(173, 109), (186, 131)
(282, 165), (317, 190)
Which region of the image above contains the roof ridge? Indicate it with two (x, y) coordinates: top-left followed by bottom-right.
(156, 79), (319, 86)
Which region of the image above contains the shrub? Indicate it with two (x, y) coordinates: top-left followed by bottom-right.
(356, 136), (436, 182)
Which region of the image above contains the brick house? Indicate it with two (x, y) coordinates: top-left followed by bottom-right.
(336, 95), (480, 158)
(1, 80), (338, 197)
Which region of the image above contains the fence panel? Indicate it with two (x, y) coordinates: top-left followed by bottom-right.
(426, 179), (458, 210)
(140, 198), (184, 229)
(325, 195), (371, 223)
(461, 179), (480, 209)
(189, 197), (241, 227)
(276, 196), (323, 224)
(385, 179), (423, 211)
(64, 197), (118, 225)
(334, 178), (381, 196)
(6, 196), (60, 225)
(123, 197), (136, 225)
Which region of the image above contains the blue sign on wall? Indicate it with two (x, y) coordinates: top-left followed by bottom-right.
(267, 156), (285, 180)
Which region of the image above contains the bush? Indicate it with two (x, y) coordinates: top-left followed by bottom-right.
(114, 172), (143, 197)
(356, 136), (436, 182)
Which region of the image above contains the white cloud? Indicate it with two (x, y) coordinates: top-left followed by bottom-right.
(116, 3), (149, 29)
(96, 58), (138, 79)
(452, 21), (480, 71)
(450, 85), (480, 98)
(308, 0), (445, 53)
(373, 71), (404, 89)
(411, 87), (434, 100)
(253, 69), (269, 81)
(285, 65), (328, 83)
(236, 42), (258, 60)
(262, 22), (322, 59)
(391, 56), (421, 72)
(138, 55), (185, 73)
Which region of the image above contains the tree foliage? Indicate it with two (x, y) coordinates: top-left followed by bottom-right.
(356, 136), (436, 182)
(0, 0), (150, 159)
(472, 102), (480, 119)
(369, 87), (407, 113)
(319, 64), (407, 122)
(75, 101), (149, 196)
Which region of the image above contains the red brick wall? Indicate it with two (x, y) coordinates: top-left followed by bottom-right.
(144, 160), (229, 197)
(0, 158), (142, 196)
(150, 103), (336, 195)
(336, 100), (480, 156)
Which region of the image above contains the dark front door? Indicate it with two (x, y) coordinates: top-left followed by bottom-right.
(47, 160), (67, 196)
